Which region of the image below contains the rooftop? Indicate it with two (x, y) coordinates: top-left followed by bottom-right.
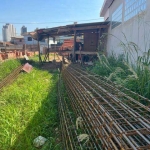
(29, 21), (109, 41)
(11, 36), (24, 39)
(100, 0), (114, 17)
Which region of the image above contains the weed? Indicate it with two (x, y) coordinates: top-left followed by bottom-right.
(0, 62), (60, 149)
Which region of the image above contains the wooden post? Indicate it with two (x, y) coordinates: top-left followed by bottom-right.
(73, 30), (76, 62)
(54, 44), (56, 61)
(48, 35), (50, 62)
(53, 37), (56, 61)
(98, 29), (101, 52)
(37, 31), (41, 62)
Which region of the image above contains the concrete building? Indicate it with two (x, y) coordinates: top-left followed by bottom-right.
(11, 36), (25, 45)
(23, 33), (58, 53)
(2, 23), (16, 42)
(21, 26), (27, 35)
(23, 33), (47, 45)
(100, 0), (149, 58)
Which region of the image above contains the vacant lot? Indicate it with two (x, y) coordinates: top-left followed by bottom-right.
(0, 61), (60, 150)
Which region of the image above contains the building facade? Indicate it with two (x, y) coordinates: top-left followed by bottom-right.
(2, 23), (16, 42)
(21, 26), (27, 35)
(11, 36), (25, 45)
(23, 34), (47, 45)
(100, 0), (149, 59)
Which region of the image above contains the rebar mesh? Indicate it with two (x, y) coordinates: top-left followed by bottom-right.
(58, 63), (150, 150)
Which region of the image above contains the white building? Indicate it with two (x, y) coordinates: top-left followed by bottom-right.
(23, 33), (57, 53)
(100, 0), (149, 58)
(23, 33), (47, 45)
(11, 36), (24, 45)
(2, 23), (16, 42)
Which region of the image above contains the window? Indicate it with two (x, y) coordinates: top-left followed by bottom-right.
(20, 39), (22, 42)
(41, 39), (45, 42)
(112, 4), (123, 29)
(125, 0), (146, 21)
(28, 37), (32, 41)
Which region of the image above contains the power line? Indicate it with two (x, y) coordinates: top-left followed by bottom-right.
(0, 18), (103, 24)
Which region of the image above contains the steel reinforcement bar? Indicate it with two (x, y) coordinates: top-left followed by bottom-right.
(71, 65), (150, 121)
(80, 66), (150, 109)
(58, 74), (103, 149)
(58, 75), (86, 150)
(0, 65), (23, 91)
(61, 64), (150, 150)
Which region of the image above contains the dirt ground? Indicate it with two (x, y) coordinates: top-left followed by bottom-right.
(38, 53), (62, 70)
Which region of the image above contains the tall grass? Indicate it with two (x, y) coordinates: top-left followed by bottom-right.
(0, 64), (60, 149)
(0, 59), (21, 81)
(89, 47), (150, 99)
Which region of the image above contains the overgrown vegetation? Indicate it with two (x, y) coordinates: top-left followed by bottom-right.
(88, 43), (150, 99)
(0, 59), (21, 81)
(0, 62), (60, 149)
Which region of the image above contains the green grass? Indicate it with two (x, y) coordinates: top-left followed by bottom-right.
(0, 64), (60, 149)
(0, 59), (21, 81)
(88, 51), (150, 99)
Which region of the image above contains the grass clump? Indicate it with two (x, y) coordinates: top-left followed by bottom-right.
(88, 49), (150, 99)
(0, 64), (60, 149)
(0, 59), (21, 81)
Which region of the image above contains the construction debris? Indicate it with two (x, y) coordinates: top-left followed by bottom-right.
(77, 134), (90, 145)
(61, 64), (150, 150)
(22, 63), (32, 73)
(76, 117), (83, 130)
(0, 65), (23, 91)
(24, 54), (29, 60)
(33, 136), (47, 148)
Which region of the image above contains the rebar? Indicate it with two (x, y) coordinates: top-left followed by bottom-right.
(61, 64), (150, 150)
(0, 65), (23, 91)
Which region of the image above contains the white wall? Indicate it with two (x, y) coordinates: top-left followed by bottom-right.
(24, 35), (58, 53)
(105, 0), (150, 61)
(12, 38), (24, 45)
(24, 35), (38, 45)
(104, 8), (109, 21)
(24, 35), (48, 45)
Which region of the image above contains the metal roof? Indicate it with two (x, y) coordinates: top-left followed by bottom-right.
(30, 21), (110, 41)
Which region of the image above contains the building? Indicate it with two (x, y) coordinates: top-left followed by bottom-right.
(23, 33), (52, 53)
(56, 35), (83, 44)
(23, 33), (47, 45)
(2, 23), (16, 42)
(100, 0), (149, 58)
(0, 41), (14, 47)
(11, 36), (25, 45)
(30, 22), (109, 62)
(21, 26), (27, 35)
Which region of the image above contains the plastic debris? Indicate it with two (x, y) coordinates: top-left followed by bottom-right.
(77, 134), (89, 145)
(22, 63), (32, 73)
(24, 55), (29, 60)
(76, 117), (83, 129)
(33, 136), (47, 148)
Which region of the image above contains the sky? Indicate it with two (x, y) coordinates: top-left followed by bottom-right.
(0, 0), (104, 41)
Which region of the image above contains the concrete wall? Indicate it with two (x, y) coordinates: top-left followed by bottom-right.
(12, 38), (25, 45)
(24, 35), (39, 45)
(104, 8), (110, 21)
(23, 35), (57, 46)
(105, 0), (150, 60)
